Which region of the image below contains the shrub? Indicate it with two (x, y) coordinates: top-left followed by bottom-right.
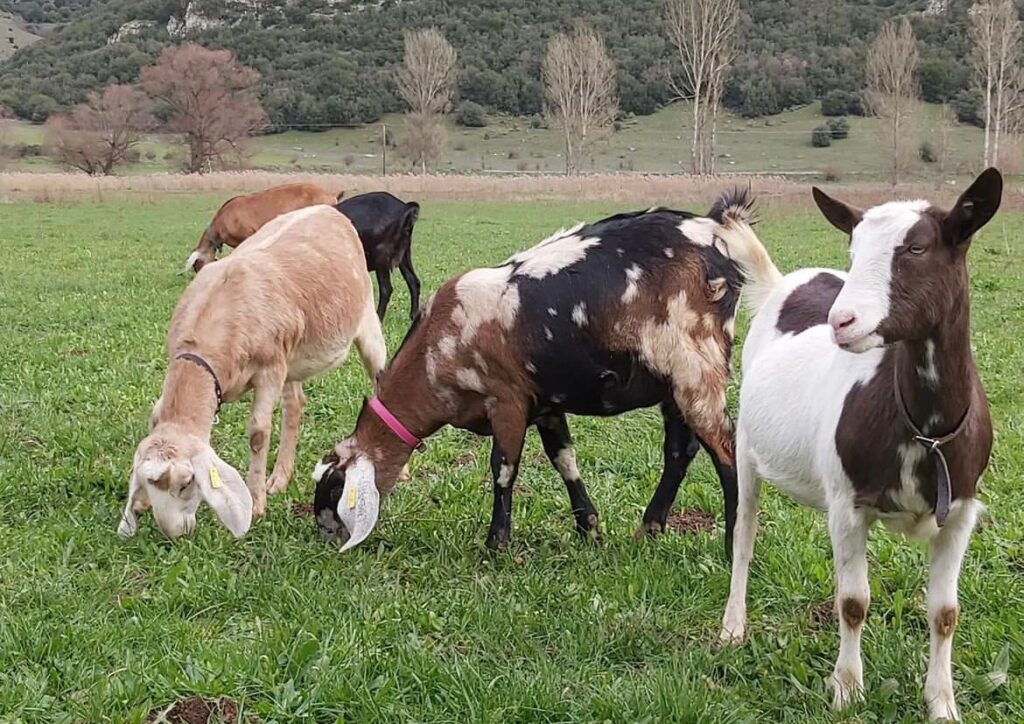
(811, 125), (832, 147)
(827, 117), (849, 140)
(919, 141), (937, 163)
(821, 90), (852, 117)
(952, 89), (983, 127)
(455, 100), (487, 127)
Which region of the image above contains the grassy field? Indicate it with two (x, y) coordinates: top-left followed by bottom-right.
(1, 196), (1023, 722)
(0, 100), (996, 180)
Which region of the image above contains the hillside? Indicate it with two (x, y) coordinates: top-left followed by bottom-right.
(0, 0), (982, 127)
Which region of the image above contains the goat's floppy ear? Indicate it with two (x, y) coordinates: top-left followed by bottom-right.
(337, 456), (380, 552)
(117, 460), (143, 538)
(192, 449), (253, 538)
(812, 187), (863, 235)
(944, 167), (1002, 245)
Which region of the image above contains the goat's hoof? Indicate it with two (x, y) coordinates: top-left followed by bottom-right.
(266, 473), (290, 495)
(925, 684), (960, 721)
(634, 520), (664, 540)
(830, 671), (864, 710)
(574, 513), (601, 542)
(251, 497), (267, 519)
(485, 529), (510, 551)
(718, 623), (745, 646)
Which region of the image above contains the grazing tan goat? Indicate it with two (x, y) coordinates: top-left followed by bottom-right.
(121, 205), (385, 540)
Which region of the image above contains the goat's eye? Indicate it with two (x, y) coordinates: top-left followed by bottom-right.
(909, 244), (927, 255)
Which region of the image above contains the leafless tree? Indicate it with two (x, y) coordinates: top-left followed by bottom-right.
(139, 43), (266, 174)
(866, 17), (919, 186)
(396, 28), (457, 173)
(542, 24), (618, 175)
(664, 0), (739, 175)
(43, 85), (154, 176)
(970, 0), (1024, 167)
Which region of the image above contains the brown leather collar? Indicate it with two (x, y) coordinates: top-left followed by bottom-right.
(175, 352), (224, 422)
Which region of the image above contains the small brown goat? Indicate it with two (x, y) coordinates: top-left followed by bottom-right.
(185, 183), (343, 272)
(122, 205), (385, 540)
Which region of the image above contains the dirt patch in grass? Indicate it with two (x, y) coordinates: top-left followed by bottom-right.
(149, 696), (238, 724)
(291, 501), (314, 518)
(810, 598), (837, 629)
(665, 509), (715, 534)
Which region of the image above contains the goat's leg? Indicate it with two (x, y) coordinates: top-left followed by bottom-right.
(671, 380), (738, 557)
(355, 300), (387, 384)
(536, 413), (599, 541)
(924, 500), (979, 721)
(828, 503), (871, 710)
(719, 424), (761, 643)
(267, 382), (306, 495)
(637, 400), (700, 538)
(485, 405), (527, 550)
(398, 250), (421, 320)
(246, 376), (284, 518)
(375, 269), (393, 321)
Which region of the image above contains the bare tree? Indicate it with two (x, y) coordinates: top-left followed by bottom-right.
(664, 0), (739, 175)
(866, 17), (919, 186)
(970, 0), (1024, 167)
(542, 24), (618, 175)
(139, 43), (266, 174)
(396, 28), (457, 173)
(43, 85), (154, 176)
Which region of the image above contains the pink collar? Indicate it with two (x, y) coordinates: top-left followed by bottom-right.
(368, 396), (426, 452)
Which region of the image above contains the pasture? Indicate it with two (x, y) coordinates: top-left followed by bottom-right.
(1, 195), (1023, 722)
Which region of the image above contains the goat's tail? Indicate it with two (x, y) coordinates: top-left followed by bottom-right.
(709, 188), (783, 317)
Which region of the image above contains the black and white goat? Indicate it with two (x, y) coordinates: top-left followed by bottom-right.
(311, 191), (776, 554)
(720, 169), (1001, 721)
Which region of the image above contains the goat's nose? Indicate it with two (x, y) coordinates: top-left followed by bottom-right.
(829, 309), (857, 333)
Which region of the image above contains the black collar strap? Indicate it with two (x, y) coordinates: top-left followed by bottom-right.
(893, 364), (970, 527)
(175, 352), (224, 420)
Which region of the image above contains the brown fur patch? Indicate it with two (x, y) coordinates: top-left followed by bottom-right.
(248, 429), (267, 454)
(776, 272), (843, 335)
(840, 597), (867, 629)
(934, 606), (958, 638)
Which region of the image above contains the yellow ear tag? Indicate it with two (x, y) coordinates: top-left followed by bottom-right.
(209, 466), (222, 489)
(347, 485), (357, 509)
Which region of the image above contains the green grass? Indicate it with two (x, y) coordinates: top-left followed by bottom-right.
(1, 198), (1022, 722)
(1, 100), (991, 180)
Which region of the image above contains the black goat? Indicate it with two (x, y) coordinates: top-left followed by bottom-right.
(335, 192), (421, 321)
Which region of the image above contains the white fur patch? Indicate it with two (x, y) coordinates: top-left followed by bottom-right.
(544, 326), (553, 340)
(496, 463), (515, 488)
(547, 307), (558, 316)
(438, 335), (457, 358)
(453, 267), (520, 342)
(571, 302), (588, 327)
(312, 459), (333, 483)
(456, 368), (485, 392)
(679, 217), (717, 246)
(508, 227), (599, 279)
(663, 247), (675, 258)
(554, 448), (581, 481)
(621, 264), (643, 303)
(918, 339), (940, 387)
(184, 251), (200, 272)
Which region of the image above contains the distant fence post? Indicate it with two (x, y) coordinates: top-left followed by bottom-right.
(381, 123), (387, 176)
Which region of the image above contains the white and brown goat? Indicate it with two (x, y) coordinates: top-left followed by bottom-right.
(312, 191), (776, 554)
(719, 169), (1001, 720)
(120, 205), (386, 540)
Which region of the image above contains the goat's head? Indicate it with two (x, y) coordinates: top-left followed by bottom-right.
(119, 428), (252, 540)
(812, 168), (1002, 352)
(311, 443), (380, 552)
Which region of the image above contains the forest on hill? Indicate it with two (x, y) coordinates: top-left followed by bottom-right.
(0, 0), (982, 128)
